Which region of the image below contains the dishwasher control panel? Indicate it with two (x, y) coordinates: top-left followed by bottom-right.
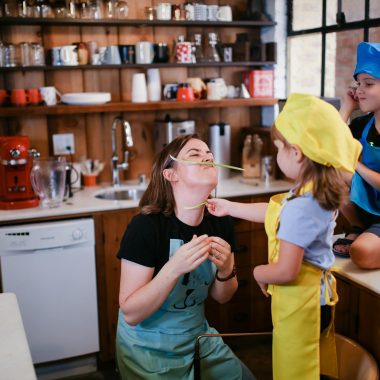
(0, 218), (94, 252)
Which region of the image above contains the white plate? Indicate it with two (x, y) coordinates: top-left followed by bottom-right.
(61, 92), (111, 105)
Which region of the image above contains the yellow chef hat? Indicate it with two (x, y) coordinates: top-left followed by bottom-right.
(275, 93), (361, 173)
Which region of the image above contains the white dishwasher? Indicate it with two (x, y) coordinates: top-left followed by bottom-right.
(0, 218), (99, 365)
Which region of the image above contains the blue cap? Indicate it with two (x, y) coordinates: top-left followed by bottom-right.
(354, 42), (380, 80)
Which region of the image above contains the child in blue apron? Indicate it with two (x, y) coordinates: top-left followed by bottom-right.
(335, 42), (380, 269)
(116, 134), (256, 379)
(207, 94), (361, 379)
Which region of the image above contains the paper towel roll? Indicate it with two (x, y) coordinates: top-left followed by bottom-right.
(209, 123), (231, 180)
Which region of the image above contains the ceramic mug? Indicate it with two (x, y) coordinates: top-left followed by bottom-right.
(10, 89), (30, 106)
(176, 83), (195, 101)
(163, 83), (179, 100)
(26, 88), (43, 105)
(184, 2), (194, 20)
(186, 77), (206, 99)
(60, 45), (78, 65)
(207, 81), (227, 100)
(216, 5), (232, 21)
(101, 45), (121, 64)
(176, 41), (192, 63)
(135, 42), (154, 64)
(0, 89), (10, 105)
(39, 86), (62, 106)
(156, 3), (171, 20)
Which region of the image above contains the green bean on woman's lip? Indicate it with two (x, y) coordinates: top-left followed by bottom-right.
(169, 155), (243, 209)
(169, 155), (244, 171)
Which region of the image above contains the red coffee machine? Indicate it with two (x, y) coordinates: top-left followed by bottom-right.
(0, 136), (39, 210)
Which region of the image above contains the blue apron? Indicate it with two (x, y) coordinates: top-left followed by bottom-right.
(351, 116), (380, 216)
(116, 239), (242, 380)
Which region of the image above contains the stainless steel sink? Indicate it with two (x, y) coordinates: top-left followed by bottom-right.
(95, 188), (145, 201)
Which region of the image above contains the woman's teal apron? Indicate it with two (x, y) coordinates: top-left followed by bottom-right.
(116, 239), (242, 380)
(351, 116), (380, 216)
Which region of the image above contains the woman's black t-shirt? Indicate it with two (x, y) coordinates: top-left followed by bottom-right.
(117, 213), (236, 275)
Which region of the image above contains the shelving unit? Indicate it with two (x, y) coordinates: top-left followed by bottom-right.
(0, 61), (275, 72)
(0, 98), (277, 117)
(0, 17), (275, 28)
(0, 6), (277, 166)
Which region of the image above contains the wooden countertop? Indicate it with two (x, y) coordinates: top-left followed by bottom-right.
(0, 175), (292, 223)
(0, 293), (36, 380)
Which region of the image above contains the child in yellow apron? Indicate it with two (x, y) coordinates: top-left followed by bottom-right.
(207, 94), (362, 379)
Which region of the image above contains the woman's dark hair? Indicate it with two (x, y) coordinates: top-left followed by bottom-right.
(139, 134), (200, 216)
(271, 125), (348, 210)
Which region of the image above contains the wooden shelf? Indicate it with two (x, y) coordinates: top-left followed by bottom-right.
(0, 61), (275, 72)
(0, 98), (278, 117)
(0, 17), (275, 28)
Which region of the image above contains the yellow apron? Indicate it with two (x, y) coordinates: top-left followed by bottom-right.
(265, 188), (339, 380)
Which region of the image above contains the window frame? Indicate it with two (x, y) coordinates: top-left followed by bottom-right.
(287, 0), (380, 96)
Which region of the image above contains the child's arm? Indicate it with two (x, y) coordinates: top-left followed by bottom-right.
(207, 198), (268, 223)
(339, 85), (359, 123)
(356, 161), (380, 191)
(253, 240), (304, 294)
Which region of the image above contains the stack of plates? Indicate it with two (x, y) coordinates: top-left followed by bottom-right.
(61, 92), (111, 105)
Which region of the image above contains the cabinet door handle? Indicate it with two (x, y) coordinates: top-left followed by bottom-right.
(235, 245), (248, 254)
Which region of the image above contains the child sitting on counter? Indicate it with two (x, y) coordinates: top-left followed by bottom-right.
(334, 41), (380, 269)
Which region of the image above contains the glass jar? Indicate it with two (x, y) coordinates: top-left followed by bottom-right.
(205, 32), (221, 63)
(193, 33), (204, 63)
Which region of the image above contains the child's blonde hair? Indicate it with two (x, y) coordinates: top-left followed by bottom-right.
(271, 125), (348, 210)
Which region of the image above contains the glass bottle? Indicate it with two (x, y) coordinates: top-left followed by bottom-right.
(67, 0), (78, 18)
(104, 0), (114, 18)
(18, 0), (28, 17)
(205, 32), (220, 62)
(193, 33), (204, 63)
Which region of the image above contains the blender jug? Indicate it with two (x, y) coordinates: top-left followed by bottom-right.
(30, 157), (66, 208)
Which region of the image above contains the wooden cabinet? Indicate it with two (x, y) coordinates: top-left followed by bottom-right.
(335, 276), (380, 367)
(205, 194), (272, 334)
(0, 3), (276, 182)
(95, 208), (138, 361)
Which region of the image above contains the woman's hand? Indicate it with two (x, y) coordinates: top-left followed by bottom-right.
(206, 198), (232, 217)
(208, 236), (234, 274)
(168, 234), (211, 277)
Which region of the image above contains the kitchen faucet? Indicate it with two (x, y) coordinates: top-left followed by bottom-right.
(111, 116), (134, 187)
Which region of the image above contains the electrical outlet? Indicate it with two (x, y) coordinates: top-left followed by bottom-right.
(52, 133), (75, 155)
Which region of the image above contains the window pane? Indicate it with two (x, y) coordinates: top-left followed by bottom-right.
(342, 0), (365, 22)
(292, 0), (322, 31)
(370, 1), (380, 18)
(324, 30), (363, 98)
(326, 0), (338, 26)
(369, 27), (380, 41)
(288, 34), (321, 96)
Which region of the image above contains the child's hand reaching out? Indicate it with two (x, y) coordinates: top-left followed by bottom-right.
(206, 198), (232, 217)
